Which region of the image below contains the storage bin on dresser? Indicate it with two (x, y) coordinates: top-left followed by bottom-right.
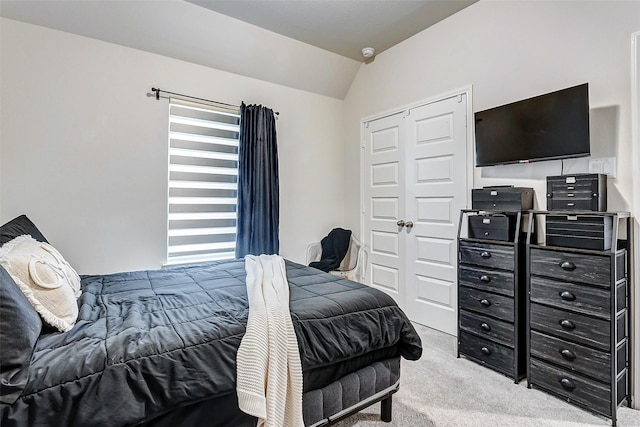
(546, 173), (606, 212)
(526, 211), (631, 426)
(457, 210), (527, 382)
(468, 214), (517, 241)
(472, 187), (534, 211)
(545, 214), (612, 251)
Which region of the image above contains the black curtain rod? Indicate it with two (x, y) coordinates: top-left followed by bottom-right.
(150, 87), (279, 115)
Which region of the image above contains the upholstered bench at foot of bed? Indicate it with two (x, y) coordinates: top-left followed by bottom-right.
(303, 356), (401, 427)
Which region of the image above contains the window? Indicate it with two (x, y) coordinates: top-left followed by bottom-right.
(166, 99), (240, 265)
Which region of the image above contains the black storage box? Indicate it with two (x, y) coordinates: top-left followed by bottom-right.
(468, 214), (516, 241)
(546, 173), (607, 211)
(545, 215), (612, 251)
(471, 187), (534, 211)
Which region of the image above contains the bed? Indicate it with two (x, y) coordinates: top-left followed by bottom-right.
(0, 216), (422, 427)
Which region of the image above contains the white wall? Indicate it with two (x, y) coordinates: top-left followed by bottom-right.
(0, 18), (346, 274)
(343, 0), (640, 406)
(344, 0), (640, 231)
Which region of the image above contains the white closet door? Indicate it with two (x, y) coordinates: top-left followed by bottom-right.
(362, 112), (406, 304)
(361, 91), (469, 334)
(404, 94), (468, 334)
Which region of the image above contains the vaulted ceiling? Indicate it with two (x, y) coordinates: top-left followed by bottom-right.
(187, 1), (477, 61)
(0, 0), (476, 99)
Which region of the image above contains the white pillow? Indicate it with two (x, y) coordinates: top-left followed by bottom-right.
(0, 235), (81, 332)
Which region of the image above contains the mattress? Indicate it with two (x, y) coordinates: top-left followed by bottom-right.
(1, 259), (422, 426)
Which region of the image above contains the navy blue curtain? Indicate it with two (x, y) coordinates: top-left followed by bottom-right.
(235, 103), (279, 258)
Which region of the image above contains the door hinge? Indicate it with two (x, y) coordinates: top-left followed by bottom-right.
(458, 94), (463, 103)
(402, 109), (410, 118)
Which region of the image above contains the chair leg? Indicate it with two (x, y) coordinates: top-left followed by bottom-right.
(380, 395), (392, 422)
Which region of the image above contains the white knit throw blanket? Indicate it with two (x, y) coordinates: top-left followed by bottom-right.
(236, 255), (304, 427)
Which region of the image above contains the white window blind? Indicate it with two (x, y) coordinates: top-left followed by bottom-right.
(167, 98), (240, 265)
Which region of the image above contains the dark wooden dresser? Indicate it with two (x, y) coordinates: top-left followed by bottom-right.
(457, 209), (527, 382)
(526, 211), (631, 426)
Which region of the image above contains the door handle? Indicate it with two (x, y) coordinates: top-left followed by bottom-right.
(397, 220), (405, 227)
(405, 221), (414, 228)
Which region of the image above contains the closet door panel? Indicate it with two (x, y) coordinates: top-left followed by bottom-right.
(362, 113), (406, 304)
(405, 94), (468, 334)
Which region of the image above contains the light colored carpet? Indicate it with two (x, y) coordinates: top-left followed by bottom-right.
(334, 323), (640, 427)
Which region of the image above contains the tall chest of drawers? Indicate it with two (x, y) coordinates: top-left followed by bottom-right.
(457, 210), (527, 382)
(526, 211), (631, 425)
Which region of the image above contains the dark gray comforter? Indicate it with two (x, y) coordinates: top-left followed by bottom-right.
(1, 259), (422, 427)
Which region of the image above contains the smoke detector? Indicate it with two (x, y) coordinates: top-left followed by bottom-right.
(361, 47), (375, 59)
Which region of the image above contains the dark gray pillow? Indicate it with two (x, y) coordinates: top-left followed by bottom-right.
(0, 215), (48, 246)
(0, 265), (42, 404)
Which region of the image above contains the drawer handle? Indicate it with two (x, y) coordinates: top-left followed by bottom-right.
(481, 346), (491, 355)
(560, 261), (576, 271)
(480, 299), (491, 307)
(560, 349), (576, 361)
(567, 203), (575, 207)
(567, 193), (574, 197)
(560, 378), (576, 391)
(560, 319), (575, 330)
(480, 322), (491, 332)
(484, 232), (490, 236)
(567, 186), (575, 190)
(480, 251), (491, 258)
(559, 291), (576, 301)
(479, 275), (491, 283)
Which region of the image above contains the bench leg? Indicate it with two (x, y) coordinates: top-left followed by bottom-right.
(380, 395), (392, 422)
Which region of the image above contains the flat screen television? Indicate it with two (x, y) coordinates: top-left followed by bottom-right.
(474, 83), (590, 167)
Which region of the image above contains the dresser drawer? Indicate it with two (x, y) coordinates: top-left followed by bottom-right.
(617, 369), (628, 406)
(616, 310), (627, 345)
(530, 303), (610, 351)
(529, 248), (610, 287)
(459, 265), (514, 297)
(459, 241), (514, 271)
(529, 358), (611, 417)
(529, 276), (610, 319)
(546, 199), (596, 211)
(530, 330), (610, 383)
(468, 214), (515, 241)
(616, 339), (628, 377)
(616, 281), (628, 312)
(616, 251), (626, 281)
(459, 332), (514, 375)
(459, 286), (514, 322)
(459, 310), (514, 347)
